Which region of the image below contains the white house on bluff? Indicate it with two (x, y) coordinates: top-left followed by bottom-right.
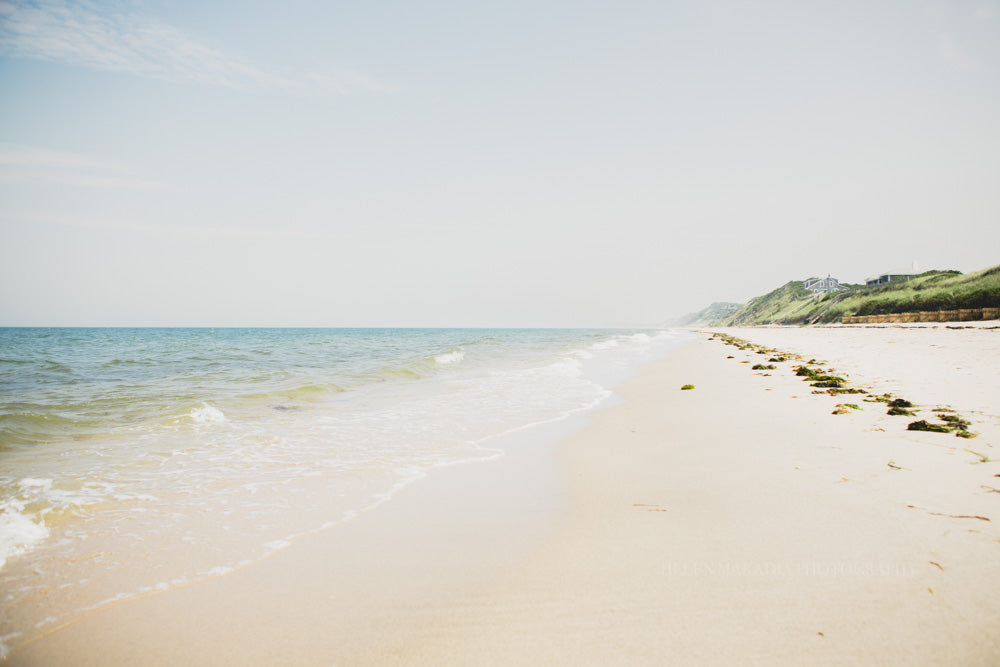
(803, 276), (845, 293)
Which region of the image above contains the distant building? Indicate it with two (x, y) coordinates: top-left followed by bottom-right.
(804, 276), (845, 293)
(865, 271), (915, 288)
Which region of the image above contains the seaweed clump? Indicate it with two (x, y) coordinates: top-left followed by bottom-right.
(907, 420), (951, 433)
(795, 365), (864, 394)
(795, 366), (844, 386)
(887, 400), (915, 416)
(939, 414), (971, 431)
(908, 416), (975, 438)
(752, 364), (776, 370)
(832, 403), (862, 415)
(680, 384), (695, 391)
(813, 387), (865, 396)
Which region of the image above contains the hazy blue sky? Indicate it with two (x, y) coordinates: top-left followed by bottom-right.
(1, 0), (998, 326)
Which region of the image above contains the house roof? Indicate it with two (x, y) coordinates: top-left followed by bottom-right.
(865, 270), (916, 283)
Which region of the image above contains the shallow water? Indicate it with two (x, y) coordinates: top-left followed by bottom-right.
(0, 327), (687, 653)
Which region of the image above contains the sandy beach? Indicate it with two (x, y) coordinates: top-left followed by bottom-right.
(4, 1), (999, 664)
(11, 325), (1000, 665)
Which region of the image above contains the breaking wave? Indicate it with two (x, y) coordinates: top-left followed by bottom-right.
(434, 349), (465, 364)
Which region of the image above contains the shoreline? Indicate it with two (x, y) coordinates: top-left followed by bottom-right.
(0, 329), (686, 659)
(11, 328), (1000, 664)
(7, 338), (678, 664)
(6, 389), (597, 664)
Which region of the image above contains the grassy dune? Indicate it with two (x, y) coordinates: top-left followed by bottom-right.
(719, 265), (1000, 326)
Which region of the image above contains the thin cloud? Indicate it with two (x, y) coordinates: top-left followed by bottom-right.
(0, 0), (285, 88)
(0, 142), (112, 170)
(0, 1), (393, 94)
(0, 142), (166, 189)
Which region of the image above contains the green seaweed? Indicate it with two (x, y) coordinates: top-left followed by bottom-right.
(680, 384), (695, 391)
(907, 412), (976, 438)
(907, 420), (951, 433)
(814, 387), (865, 395)
(939, 414), (971, 430)
(752, 364), (776, 370)
(795, 366), (847, 387)
(887, 406), (915, 416)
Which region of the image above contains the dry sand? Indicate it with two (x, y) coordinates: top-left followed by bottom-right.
(11, 326), (1000, 665)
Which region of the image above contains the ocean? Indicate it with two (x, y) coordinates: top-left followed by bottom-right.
(0, 327), (686, 651)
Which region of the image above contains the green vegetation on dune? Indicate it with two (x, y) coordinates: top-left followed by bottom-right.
(674, 302), (742, 327)
(821, 267), (999, 321)
(713, 264), (1000, 326)
(719, 281), (815, 326)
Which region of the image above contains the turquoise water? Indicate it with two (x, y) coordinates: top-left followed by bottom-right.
(0, 327), (686, 651)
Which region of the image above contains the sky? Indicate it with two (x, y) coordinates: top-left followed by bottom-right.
(1, 0), (998, 327)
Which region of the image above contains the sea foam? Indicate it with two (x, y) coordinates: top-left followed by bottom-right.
(190, 403), (227, 424)
(434, 349), (465, 364)
(0, 497), (49, 570)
